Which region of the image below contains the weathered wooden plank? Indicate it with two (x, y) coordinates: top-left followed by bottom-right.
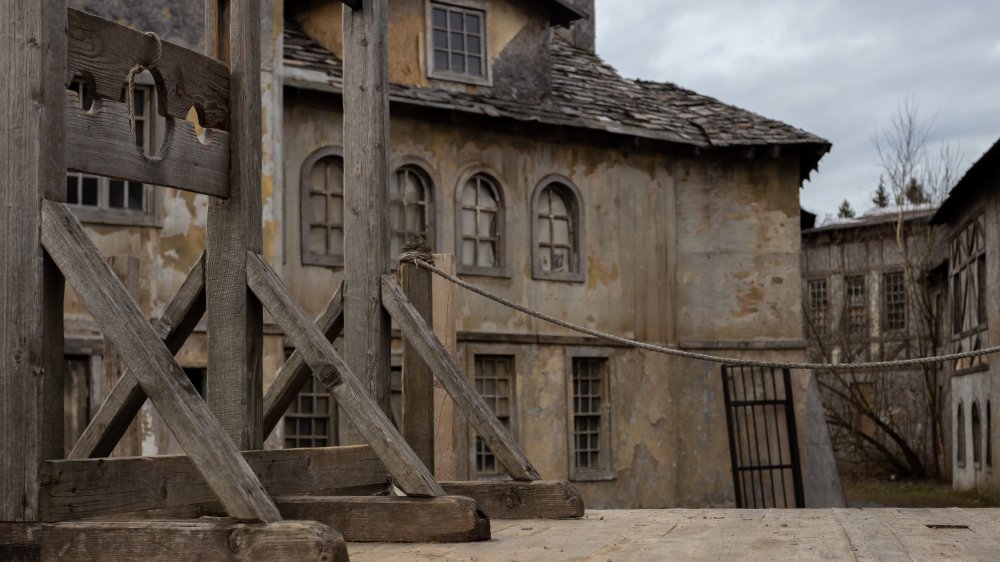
(69, 253), (206, 459)
(42, 445), (388, 521)
(401, 260), (435, 472)
(381, 276), (540, 481)
(0, 0), (66, 523)
(103, 256), (142, 458)
(431, 254), (460, 481)
(39, 520), (347, 561)
(65, 90), (230, 197)
(262, 282), (344, 438)
(343, 0), (393, 435)
(275, 496), (489, 543)
(440, 481), (583, 520)
(204, 0), (265, 451)
(245, 252), (443, 497)
(40, 202), (279, 522)
(67, 8), (230, 129)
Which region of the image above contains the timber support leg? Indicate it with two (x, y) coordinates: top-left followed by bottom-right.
(441, 480), (585, 520)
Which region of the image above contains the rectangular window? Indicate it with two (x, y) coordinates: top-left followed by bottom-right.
(845, 275), (867, 334)
(471, 355), (514, 478)
(883, 271), (906, 331)
(66, 80), (158, 227)
(429, 2), (487, 82)
(567, 354), (613, 481)
(806, 279), (829, 336)
(283, 377), (338, 448)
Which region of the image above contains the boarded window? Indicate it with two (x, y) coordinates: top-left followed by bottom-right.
(973, 401), (983, 468)
(471, 355), (514, 478)
(66, 79), (156, 225)
(957, 402), (966, 468)
(533, 182), (583, 281)
(283, 377), (338, 448)
(806, 279), (829, 336)
(430, 3), (486, 80)
(883, 271), (906, 331)
(950, 214), (989, 371)
(301, 148), (346, 267)
(568, 356), (613, 480)
(390, 165), (433, 260)
(458, 174), (503, 273)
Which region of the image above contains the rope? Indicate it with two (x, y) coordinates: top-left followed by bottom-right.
(398, 254), (1000, 372)
(126, 32), (162, 146)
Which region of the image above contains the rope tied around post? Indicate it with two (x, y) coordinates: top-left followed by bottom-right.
(125, 31), (162, 147)
(395, 237), (435, 282)
(398, 254), (1000, 372)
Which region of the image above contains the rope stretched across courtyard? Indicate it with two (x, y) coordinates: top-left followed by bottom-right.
(398, 251), (1000, 372)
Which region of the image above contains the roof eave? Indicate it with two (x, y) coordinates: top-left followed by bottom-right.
(548, 0), (587, 27)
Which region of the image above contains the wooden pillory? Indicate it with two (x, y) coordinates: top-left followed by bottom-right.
(1, 0), (580, 558)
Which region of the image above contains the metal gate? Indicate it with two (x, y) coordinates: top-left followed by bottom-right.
(721, 365), (805, 508)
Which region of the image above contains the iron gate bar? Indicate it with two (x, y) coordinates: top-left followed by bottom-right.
(721, 365), (805, 509)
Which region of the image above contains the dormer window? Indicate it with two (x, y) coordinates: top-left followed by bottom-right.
(429, 1), (488, 84)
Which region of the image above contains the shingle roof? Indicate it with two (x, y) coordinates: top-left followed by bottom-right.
(283, 21), (830, 174)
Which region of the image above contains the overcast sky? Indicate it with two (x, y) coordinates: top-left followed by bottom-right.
(594, 0), (1000, 219)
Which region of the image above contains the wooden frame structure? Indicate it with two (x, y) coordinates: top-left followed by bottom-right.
(1, 0), (579, 558)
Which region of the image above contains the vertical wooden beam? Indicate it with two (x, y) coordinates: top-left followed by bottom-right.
(343, 0), (393, 435)
(0, 0), (66, 521)
(431, 254), (460, 480)
(401, 260), (435, 472)
(103, 256), (142, 457)
(204, 0), (264, 449)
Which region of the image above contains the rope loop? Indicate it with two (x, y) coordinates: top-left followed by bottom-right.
(126, 31), (163, 147)
(399, 254), (1000, 372)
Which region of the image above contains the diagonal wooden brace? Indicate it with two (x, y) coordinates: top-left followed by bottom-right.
(245, 252), (443, 497)
(381, 275), (541, 481)
(41, 201), (280, 522)
(69, 253), (206, 459)
(262, 282), (344, 438)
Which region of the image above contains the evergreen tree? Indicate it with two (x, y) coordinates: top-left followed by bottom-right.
(837, 199), (856, 219)
(872, 177), (890, 208)
(905, 178), (929, 205)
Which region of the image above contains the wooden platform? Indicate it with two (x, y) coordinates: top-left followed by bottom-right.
(347, 508), (1000, 561)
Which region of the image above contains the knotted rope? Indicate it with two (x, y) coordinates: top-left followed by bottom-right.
(125, 32), (162, 146)
(398, 253), (1000, 372)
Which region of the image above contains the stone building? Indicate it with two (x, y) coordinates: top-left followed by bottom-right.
(61, 0), (842, 508)
(932, 138), (1000, 495)
(800, 209), (950, 479)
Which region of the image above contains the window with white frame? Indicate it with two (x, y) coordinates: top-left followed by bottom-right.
(301, 147), (346, 267)
(390, 165), (434, 260)
(458, 173), (504, 274)
(429, 2), (487, 83)
(66, 79), (158, 226)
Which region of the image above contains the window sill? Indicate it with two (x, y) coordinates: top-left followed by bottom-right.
(302, 253), (345, 268)
(532, 270), (585, 283)
(457, 266), (510, 279)
(429, 71), (490, 88)
(569, 471), (616, 483)
(73, 209), (162, 229)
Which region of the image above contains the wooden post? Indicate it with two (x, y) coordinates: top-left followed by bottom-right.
(204, 0), (265, 449)
(401, 259), (435, 472)
(431, 254), (460, 480)
(103, 256), (142, 457)
(0, 1), (66, 521)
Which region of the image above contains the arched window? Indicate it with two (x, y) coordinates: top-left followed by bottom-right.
(390, 165), (434, 259)
(973, 401), (983, 468)
(531, 178), (584, 282)
(301, 147), (345, 267)
(457, 173), (504, 274)
(957, 402), (966, 468)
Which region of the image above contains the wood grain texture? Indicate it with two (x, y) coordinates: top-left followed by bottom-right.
(245, 252), (443, 497)
(430, 254), (459, 481)
(275, 496), (489, 543)
(40, 202), (279, 522)
(343, 0), (393, 433)
(204, 0), (265, 450)
(401, 262), (435, 472)
(67, 8), (230, 130)
(103, 256), (142, 458)
(262, 282), (344, 438)
(69, 254), (206, 460)
(65, 90), (230, 197)
(0, 0), (66, 522)
(439, 480), (584, 520)
(42, 445), (388, 521)
(39, 520), (347, 561)
(381, 276), (541, 481)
